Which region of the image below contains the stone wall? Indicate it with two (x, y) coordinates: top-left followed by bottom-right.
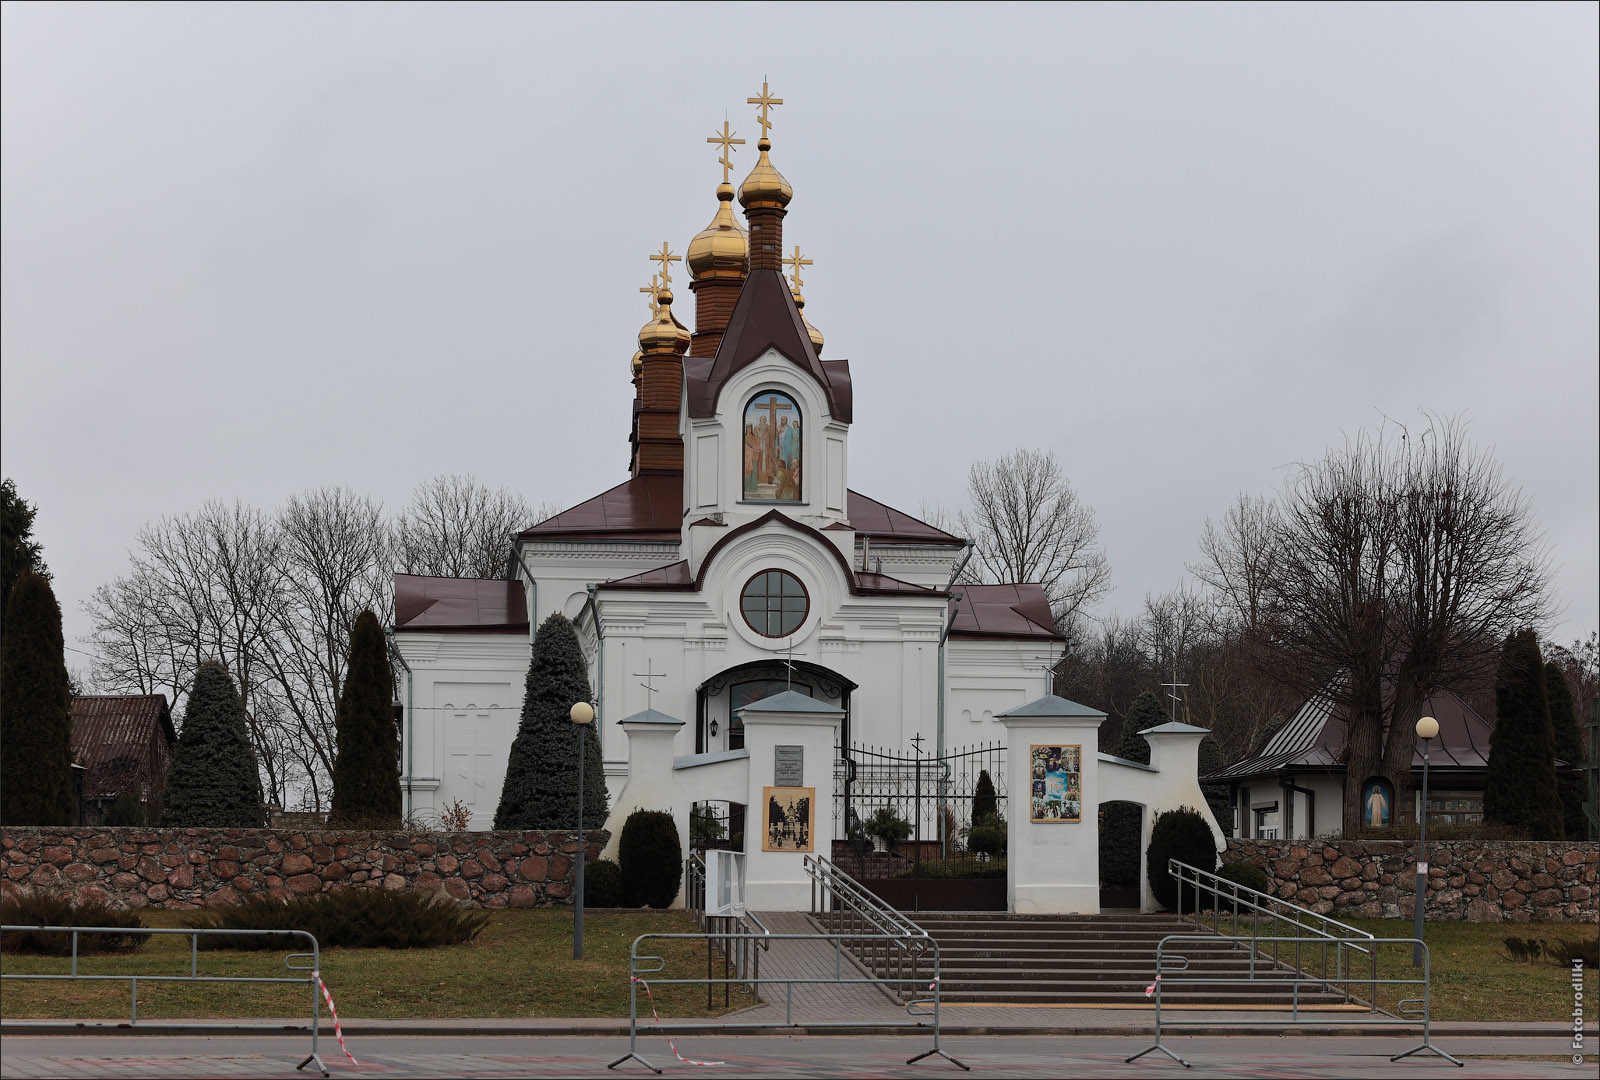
(0, 827), (607, 910)
(1225, 838), (1598, 923)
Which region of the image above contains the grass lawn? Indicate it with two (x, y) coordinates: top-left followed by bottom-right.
(1, 908), (748, 1020)
(1341, 918), (1596, 1024)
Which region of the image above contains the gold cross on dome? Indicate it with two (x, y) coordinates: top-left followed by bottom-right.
(748, 78), (783, 139)
(649, 242), (681, 290)
(707, 119), (745, 185)
(783, 246), (813, 292)
(639, 273), (661, 316)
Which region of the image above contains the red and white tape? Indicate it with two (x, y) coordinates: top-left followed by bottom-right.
(313, 970), (360, 1066)
(1145, 975), (1161, 997)
(632, 976), (725, 1067)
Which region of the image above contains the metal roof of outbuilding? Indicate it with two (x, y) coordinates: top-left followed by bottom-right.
(393, 574), (529, 632)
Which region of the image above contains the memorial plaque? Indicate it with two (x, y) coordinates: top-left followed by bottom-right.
(774, 745), (804, 787)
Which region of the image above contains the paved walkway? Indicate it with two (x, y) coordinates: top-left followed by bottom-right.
(0, 1033), (1589, 1079)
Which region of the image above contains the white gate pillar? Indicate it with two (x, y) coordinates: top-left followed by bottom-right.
(997, 695), (1108, 915)
(737, 691), (845, 910)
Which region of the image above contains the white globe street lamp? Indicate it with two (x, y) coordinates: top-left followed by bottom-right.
(571, 700), (595, 960)
(1412, 715), (1438, 967)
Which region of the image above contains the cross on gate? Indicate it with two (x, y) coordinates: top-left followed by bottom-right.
(448, 726), (495, 806)
(910, 733), (926, 756)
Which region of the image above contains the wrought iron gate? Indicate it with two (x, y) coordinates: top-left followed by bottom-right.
(832, 741), (1007, 911)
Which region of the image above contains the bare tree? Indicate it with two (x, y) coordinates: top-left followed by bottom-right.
(1197, 417), (1549, 833)
(393, 475), (537, 580)
(957, 448), (1110, 625)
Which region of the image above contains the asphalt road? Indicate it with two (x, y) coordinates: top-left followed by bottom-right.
(0, 1034), (1591, 1079)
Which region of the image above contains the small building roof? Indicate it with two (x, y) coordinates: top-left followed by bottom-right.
(737, 689), (843, 714)
(948, 583), (1064, 641)
(1139, 721), (1212, 736)
(847, 492), (963, 545)
(616, 708), (684, 726)
(70, 695), (174, 798)
(1208, 686), (1500, 783)
(997, 694), (1106, 719)
(393, 574), (528, 633)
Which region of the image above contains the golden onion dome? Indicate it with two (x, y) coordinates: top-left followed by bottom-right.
(687, 183), (749, 280)
(738, 137), (792, 208)
(794, 292), (824, 355)
(630, 349), (643, 379)
(638, 289), (691, 353)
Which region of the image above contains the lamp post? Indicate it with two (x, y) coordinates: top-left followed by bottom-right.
(1412, 715), (1438, 967)
(571, 699), (595, 960)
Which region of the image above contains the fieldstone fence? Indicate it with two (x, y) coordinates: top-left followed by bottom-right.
(1226, 838), (1598, 923)
(1, 827), (607, 910)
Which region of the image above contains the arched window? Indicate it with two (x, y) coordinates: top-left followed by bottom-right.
(740, 570), (809, 637)
(742, 391), (801, 501)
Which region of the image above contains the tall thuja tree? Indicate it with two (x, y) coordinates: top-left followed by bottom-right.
(1545, 659), (1586, 840)
(162, 660), (266, 827)
(1, 478), (50, 619)
(0, 571), (75, 824)
(1100, 690), (1167, 888)
(495, 614), (608, 830)
(1484, 630), (1563, 838)
(330, 610), (400, 826)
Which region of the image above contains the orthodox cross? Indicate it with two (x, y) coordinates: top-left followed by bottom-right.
(910, 733), (926, 757)
(753, 395), (793, 429)
(784, 246), (813, 292)
(634, 658), (666, 703)
(649, 242), (681, 290)
(639, 273), (661, 316)
(707, 119), (745, 184)
(782, 635), (798, 692)
(748, 78), (783, 139)
(1160, 674), (1189, 723)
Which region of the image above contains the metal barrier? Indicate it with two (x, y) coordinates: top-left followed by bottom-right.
(805, 853), (933, 997)
(607, 929), (966, 1073)
(1, 923), (330, 1077)
(1167, 858), (1379, 1006)
(1126, 935), (1461, 1069)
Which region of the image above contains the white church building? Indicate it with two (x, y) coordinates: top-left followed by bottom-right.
(390, 112), (1066, 831)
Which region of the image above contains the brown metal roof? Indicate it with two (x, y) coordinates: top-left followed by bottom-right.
(70, 695), (174, 798)
(948, 583), (1063, 641)
(604, 560), (695, 589)
(1208, 685), (1505, 782)
(683, 269), (852, 422)
(848, 491), (964, 545)
(856, 571), (943, 597)
(519, 473), (682, 541)
(394, 574), (529, 633)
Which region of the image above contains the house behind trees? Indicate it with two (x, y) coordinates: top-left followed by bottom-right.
(71, 694), (175, 825)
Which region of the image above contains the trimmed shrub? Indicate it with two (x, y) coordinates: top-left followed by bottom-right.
(329, 610), (401, 827)
(1484, 630), (1564, 839)
(0, 570), (75, 825)
(618, 809), (683, 909)
(584, 858), (626, 907)
(971, 770), (998, 825)
(1218, 860), (1270, 895)
(495, 614), (608, 831)
(0, 891), (147, 954)
(102, 791), (148, 827)
(202, 889), (487, 950)
(1146, 805), (1218, 913)
(895, 858), (1007, 880)
(965, 817), (1007, 857)
(162, 660), (266, 828)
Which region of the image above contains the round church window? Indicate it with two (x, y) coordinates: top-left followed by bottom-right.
(740, 570), (809, 638)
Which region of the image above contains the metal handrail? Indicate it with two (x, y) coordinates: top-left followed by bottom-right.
(805, 853), (931, 954)
(1168, 858), (1378, 1007)
(1, 924), (330, 1077)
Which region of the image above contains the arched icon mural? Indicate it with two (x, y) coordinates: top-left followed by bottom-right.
(1361, 776), (1394, 828)
(743, 391), (801, 501)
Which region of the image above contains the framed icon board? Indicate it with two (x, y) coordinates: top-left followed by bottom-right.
(762, 786), (815, 852)
(1028, 744), (1082, 823)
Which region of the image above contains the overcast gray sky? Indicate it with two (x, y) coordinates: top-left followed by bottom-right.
(3, 2), (1596, 663)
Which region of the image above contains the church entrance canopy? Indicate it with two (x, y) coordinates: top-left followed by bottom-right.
(694, 659), (856, 755)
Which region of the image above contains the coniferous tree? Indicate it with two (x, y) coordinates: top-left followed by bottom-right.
(162, 660), (266, 827)
(1545, 659), (1587, 839)
(1, 478), (50, 618)
(1099, 690), (1168, 887)
(330, 610), (401, 826)
(0, 571), (76, 824)
(494, 614), (608, 830)
(1115, 690), (1167, 765)
(1483, 630), (1564, 838)
(1198, 733), (1233, 837)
